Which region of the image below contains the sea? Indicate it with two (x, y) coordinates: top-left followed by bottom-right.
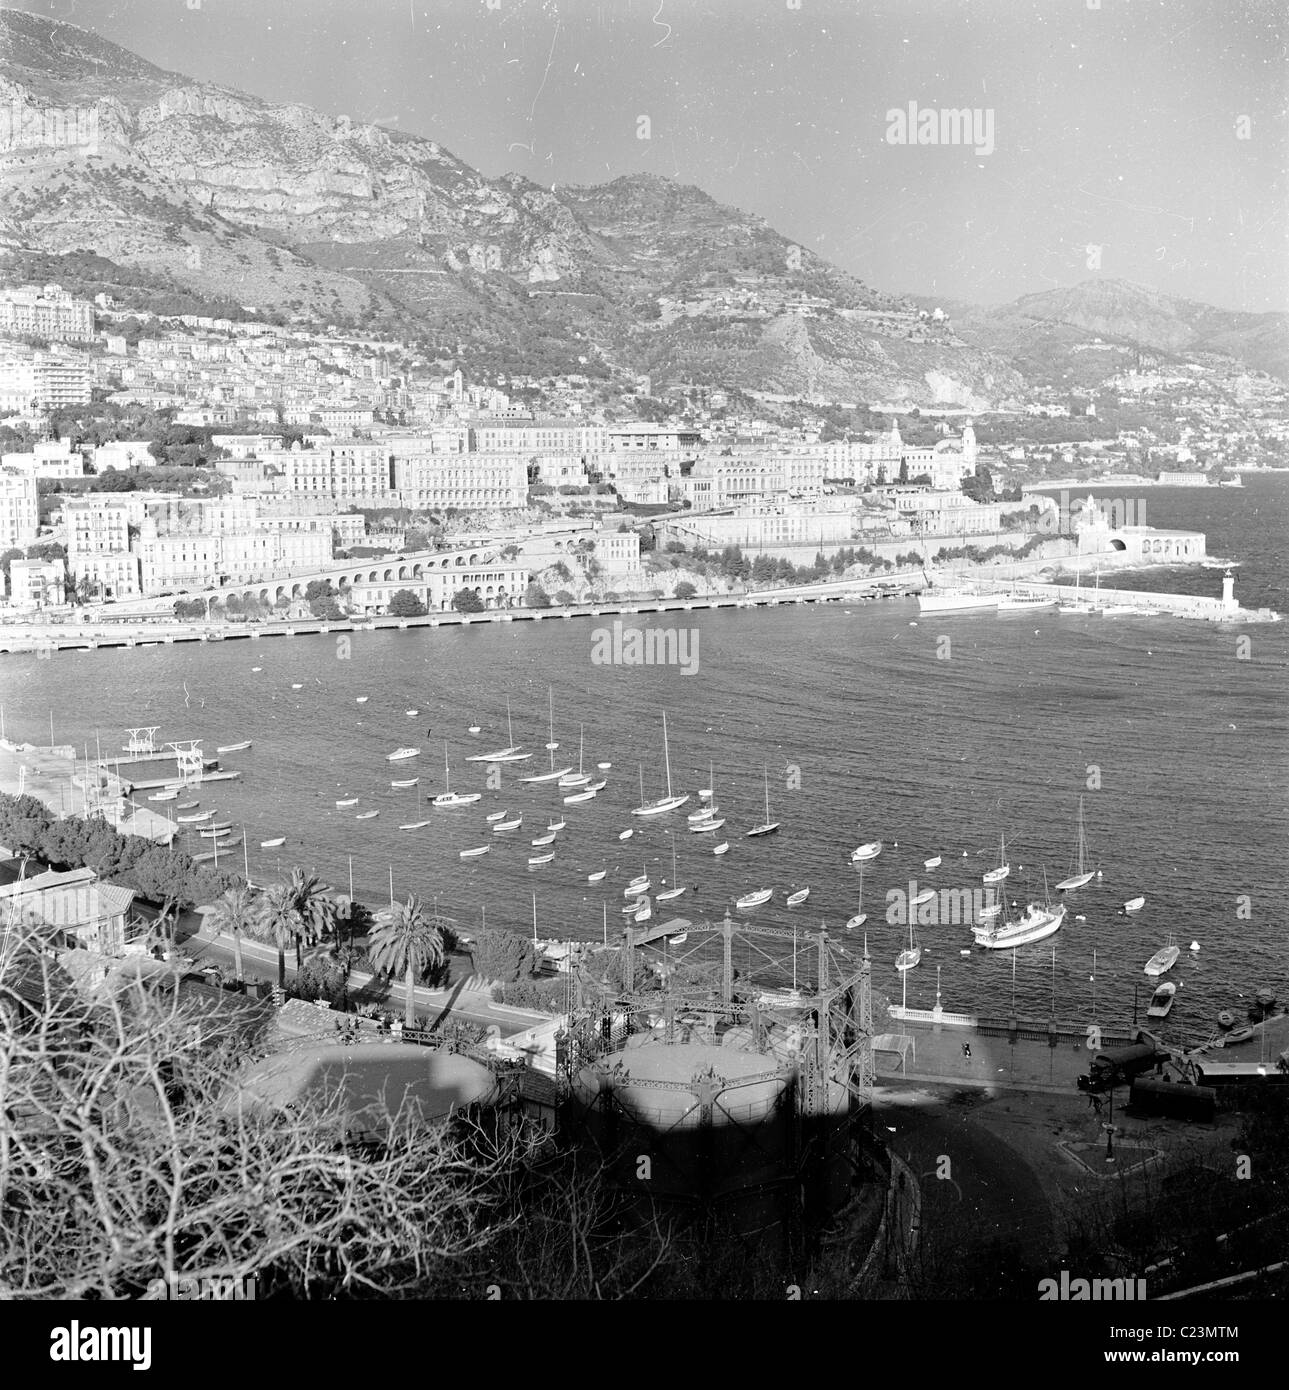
(3, 476), (1287, 1038)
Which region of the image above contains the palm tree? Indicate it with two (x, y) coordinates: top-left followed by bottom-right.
(251, 884), (297, 988)
(368, 894), (447, 1028)
(206, 884), (257, 985)
(286, 867), (338, 971)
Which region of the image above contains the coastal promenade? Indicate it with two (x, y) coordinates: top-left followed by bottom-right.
(0, 579), (922, 655)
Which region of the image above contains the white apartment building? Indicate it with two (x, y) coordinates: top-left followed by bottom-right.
(8, 556), (64, 609)
(64, 496), (141, 599)
(468, 421), (608, 455)
(587, 531), (640, 572)
(2, 441), (83, 479)
(0, 284), (95, 342)
(76, 550), (141, 600)
(0, 468), (39, 551)
(0, 349), (93, 411)
(253, 442), (391, 501)
(606, 423), (702, 452)
(391, 453), (528, 511)
(534, 456), (590, 487)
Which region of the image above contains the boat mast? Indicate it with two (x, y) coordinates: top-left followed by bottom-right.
(602, 901), (607, 947)
(578, 723), (584, 775)
(548, 688), (555, 771)
(763, 764), (771, 821)
(663, 712), (673, 799)
(507, 697), (515, 750)
(532, 891), (538, 945)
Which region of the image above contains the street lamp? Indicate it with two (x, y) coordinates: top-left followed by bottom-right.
(1104, 1084), (1116, 1164)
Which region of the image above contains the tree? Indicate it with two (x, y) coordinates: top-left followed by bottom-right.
(0, 940), (531, 1298)
(286, 868), (338, 972)
(451, 587), (484, 613)
(249, 884), (295, 986)
(387, 589), (427, 618)
(206, 884), (258, 986)
(553, 589), (575, 605)
(368, 894), (447, 1027)
(524, 582), (552, 609)
(674, 580), (697, 599)
(470, 927), (537, 984)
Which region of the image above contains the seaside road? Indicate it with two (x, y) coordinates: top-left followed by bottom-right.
(182, 919), (548, 1035)
(874, 1085), (1059, 1296)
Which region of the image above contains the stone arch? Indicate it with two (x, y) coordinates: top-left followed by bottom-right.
(398, 566), (409, 579)
(383, 568), (393, 582)
(368, 570), (378, 583)
(455, 556), (465, 566)
(469, 552), (478, 564)
(412, 563), (423, 578)
(259, 589), (270, 603)
(1108, 538), (1127, 552)
(291, 583), (304, 599)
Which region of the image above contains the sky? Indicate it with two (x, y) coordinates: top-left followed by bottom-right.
(20, 0), (1289, 313)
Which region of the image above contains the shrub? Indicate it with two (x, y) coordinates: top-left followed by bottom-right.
(387, 588), (427, 617)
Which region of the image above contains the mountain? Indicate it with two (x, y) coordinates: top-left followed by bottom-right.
(0, 10), (1033, 405)
(934, 279), (1289, 384)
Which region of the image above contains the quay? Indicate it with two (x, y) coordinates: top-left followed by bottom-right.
(0, 739), (178, 843)
(0, 564), (1277, 658)
(0, 578), (922, 656)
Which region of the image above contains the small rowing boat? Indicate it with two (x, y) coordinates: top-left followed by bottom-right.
(787, 888), (811, 907)
(216, 740), (252, 754)
(736, 888), (772, 910)
(260, 837), (285, 848)
(399, 821), (431, 831)
(486, 810), (509, 823)
(528, 853), (555, 866)
(619, 829), (634, 841)
(587, 870), (607, 883)
(356, 810), (379, 820)
(459, 845), (490, 858)
(336, 798), (358, 808)
(391, 778), (419, 788)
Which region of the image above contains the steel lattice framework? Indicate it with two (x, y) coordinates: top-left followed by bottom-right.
(563, 912), (875, 1115)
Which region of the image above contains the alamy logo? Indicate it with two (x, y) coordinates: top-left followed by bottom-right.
(590, 619), (699, 676)
(886, 102), (994, 157)
(50, 1323), (151, 1370)
(886, 881), (999, 925)
(144, 1272), (258, 1300)
(1038, 1271), (1147, 1301)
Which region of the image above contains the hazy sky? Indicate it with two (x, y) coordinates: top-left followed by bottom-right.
(24, 0), (1289, 313)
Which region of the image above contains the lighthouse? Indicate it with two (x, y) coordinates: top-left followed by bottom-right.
(1221, 569), (1237, 612)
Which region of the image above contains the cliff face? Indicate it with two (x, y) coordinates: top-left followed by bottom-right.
(8, 11), (1266, 398)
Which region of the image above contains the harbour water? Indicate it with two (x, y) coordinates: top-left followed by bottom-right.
(3, 477), (1286, 1036)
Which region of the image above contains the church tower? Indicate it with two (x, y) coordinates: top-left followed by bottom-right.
(962, 419), (977, 467)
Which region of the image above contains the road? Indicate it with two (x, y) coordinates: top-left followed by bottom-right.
(177, 915), (549, 1036)
(873, 1084), (1059, 1296)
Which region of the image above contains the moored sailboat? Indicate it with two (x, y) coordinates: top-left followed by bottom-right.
(1055, 796), (1097, 891)
(745, 764), (780, 838)
(632, 712), (689, 816)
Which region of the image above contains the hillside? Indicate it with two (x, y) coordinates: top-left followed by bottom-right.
(0, 11), (1279, 398)
(938, 279), (1289, 384)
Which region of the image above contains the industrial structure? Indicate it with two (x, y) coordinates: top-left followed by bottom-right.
(555, 914), (879, 1236)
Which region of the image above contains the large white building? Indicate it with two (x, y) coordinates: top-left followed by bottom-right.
(391, 452), (528, 511)
(0, 468), (39, 551)
(2, 441), (83, 480)
(469, 420), (608, 455)
(0, 284), (95, 342)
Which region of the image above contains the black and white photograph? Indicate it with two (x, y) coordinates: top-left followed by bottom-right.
(0, 0), (1286, 1344)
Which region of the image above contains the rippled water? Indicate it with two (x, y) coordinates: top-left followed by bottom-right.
(3, 478), (1286, 1038)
